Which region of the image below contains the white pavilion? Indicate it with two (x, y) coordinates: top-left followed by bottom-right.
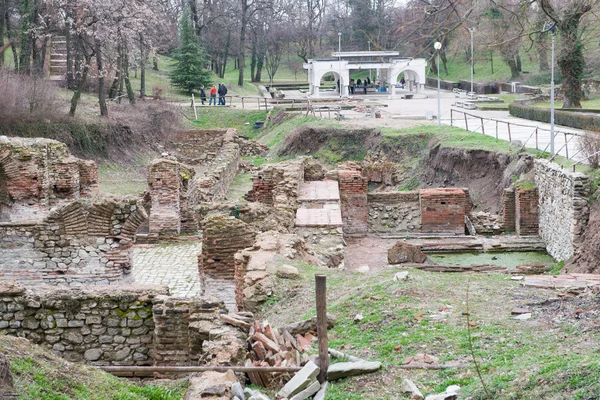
(303, 51), (427, 98)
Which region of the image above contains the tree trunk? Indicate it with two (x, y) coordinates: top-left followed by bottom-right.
(96, 38), (108, 116)
(558, 29), (584, 108)
(250, 33), (257, 82)
(237, 0), (247, 87)
(516, 54), (522, 72)
(18, 0), (32, 74)
(5, 7), (18, 71)
(66, 17), (75, 89)
(123, 41), (135, 104)
(221, 31), (231, 79)
(0, 1), (5, 68)
(139, 35), (146, 98)
(109, 43), (121, 99)
(69, 53), (91, 116)
(490, 50), (494, 74)
(188, 0), (202, 38)
(507, 59), (519, 80)
(440, 50), (448, 75)
(153, 55), (158, 71)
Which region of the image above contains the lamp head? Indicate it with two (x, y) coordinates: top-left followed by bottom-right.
(434, 42), (442, 50)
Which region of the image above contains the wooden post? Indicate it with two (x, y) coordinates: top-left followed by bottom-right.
(464, 113), (469, 131)
(480, 118), (485, 135)
(315, 274), (328, 384)
(242, 97), (245, 109)
(264, 98), (268, 111)
(565, 133), (569, 159)
(191, 94), (198, 120)
(507, 123), (512, 142)
(535, 128), (538, 150)
(257, 98), (260, 110)
(450, 109), (453, 126)
(495, 121), (498, 139)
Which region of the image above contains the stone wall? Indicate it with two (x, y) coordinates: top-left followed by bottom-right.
(502, 188), (516, 233)
(534, 160), (590, 260)
(0, 281), (246, 367)
(167, 130), (227, 165)
(0, 137), (99, 222)
(367, 192), (421, 234)
(515, 187), (539, 236)
(338, 170), (368, 235)
(0, 198), (147, 285)
(419, 188), (467, 235)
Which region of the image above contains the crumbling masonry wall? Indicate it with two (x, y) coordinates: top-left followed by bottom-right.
(419, 188), (468, 235)
(535, 160), (590, 260)
(0, 198), (147, 285)
(147, 158), (197, 237)
(515, 187), (539, 236)
(0, 137), (99, 222)
(0, 281), (246, 367)
(367, 192), (421, 234)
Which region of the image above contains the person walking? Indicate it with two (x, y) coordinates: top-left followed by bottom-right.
(218, 83), (228, 105)
(363, 80), (367, 95)
(349, 78), (355, 94)
(209, 85), (217, 105)
(200, 85), (206, 105)
(401, 77), (406, 89)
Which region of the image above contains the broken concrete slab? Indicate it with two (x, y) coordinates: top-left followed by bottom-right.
(277, 360), (320, 398)
(327, 360), (382, 381)
(424, 385), (460, 400)
(313, 381), (328, 400)
(393, 271), (409, 281)
(244, 387), (270, 400)
(514, 313), (532, 320)
(400, 378), (424, 400)
(329, 348), (364, 363)
(289, 380), (321, 400)
(511, 307), (531, 315)
(231, 382), (245, 400)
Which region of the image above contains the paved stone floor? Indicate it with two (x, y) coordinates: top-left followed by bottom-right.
(296, 180), (343, 227)
(132, 243), (202, 297)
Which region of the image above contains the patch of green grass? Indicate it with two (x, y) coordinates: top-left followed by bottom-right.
(189, 107), (267, 138)
(549, 260), (565, 275)
(398, 176), (420, 191)
(224, 173), (253, 202)
(430, 251), (556, 269)
(533, 97), (600, 110)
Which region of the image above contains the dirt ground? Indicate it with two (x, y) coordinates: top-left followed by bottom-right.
(339, 115), (435, 130)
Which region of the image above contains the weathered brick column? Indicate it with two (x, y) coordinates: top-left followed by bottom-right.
(516, 186), (539, 235)
(502, 188), (516, 233)
(338, 170), (368, 235)
(419, 188), (467, 235)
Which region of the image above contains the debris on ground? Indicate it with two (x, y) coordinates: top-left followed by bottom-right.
(280, 314), (337, 336)
(514, 313), (532, 320)
(277, 360), (320, 398)
(400, 378), (424, 400)
(424, 384), (460, 400)
(522, 273), (600, 290)
(510, 307), (531, 315)
(247, 320), (317, 387)
(184, 370), (238, 399)
(326, 360), (382, 381)
(393, 271), (410, 281)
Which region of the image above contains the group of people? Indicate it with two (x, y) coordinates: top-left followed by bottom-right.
(348, 77), (371, 95)
(200, 83), (228, 106)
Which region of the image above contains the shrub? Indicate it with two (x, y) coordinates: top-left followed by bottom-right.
(579, 131), (600, 168)
(509, 104), (600, 132)
(152, 83), (166, 100)
(0, 69), (64, 123)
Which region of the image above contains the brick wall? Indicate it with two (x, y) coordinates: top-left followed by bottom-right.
(167, 130), (226, 164)
(339, 170), (368, 235)
(515, 187), (539, 235)
(419, 188), (467, 235)
(502, 188), (516, 233)
(199, 216), (256, 281)
(0, 198), (147, 285)
(148, 159), (184, 236)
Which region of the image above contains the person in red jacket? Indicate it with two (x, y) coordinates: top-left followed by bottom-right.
(209, 85), (217, 105)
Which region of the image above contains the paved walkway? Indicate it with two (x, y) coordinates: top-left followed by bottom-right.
(296, 181), (343, 227)
(132, 243), (202, 297)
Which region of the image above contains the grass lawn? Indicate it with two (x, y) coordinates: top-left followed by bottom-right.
(533, 97), (600, 109)
(261, 261), (600, 399)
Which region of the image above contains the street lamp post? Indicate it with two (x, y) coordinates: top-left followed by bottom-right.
(368, 40), (372, 83)
(435, 42), (442, 128)
(338, 32), (342, 98)
(469, 28), (475, 95)
(547, 23), (557, 157)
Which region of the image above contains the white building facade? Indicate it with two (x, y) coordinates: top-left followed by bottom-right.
(303, 51), (427, 98)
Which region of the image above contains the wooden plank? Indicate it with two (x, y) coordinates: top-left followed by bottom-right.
(316, 274), (329, 384)
(252, 332), (281, 353)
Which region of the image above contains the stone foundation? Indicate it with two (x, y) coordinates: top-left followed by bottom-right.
(0, 281), (247, 367)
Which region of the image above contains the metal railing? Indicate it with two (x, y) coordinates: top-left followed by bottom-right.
(449, 108), (583, 161)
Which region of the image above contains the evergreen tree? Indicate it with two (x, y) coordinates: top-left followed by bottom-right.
(169, 6), (212, 94)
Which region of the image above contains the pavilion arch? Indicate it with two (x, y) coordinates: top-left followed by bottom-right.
(391, 68), (422, 87)
(315, 70), (342, 88)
